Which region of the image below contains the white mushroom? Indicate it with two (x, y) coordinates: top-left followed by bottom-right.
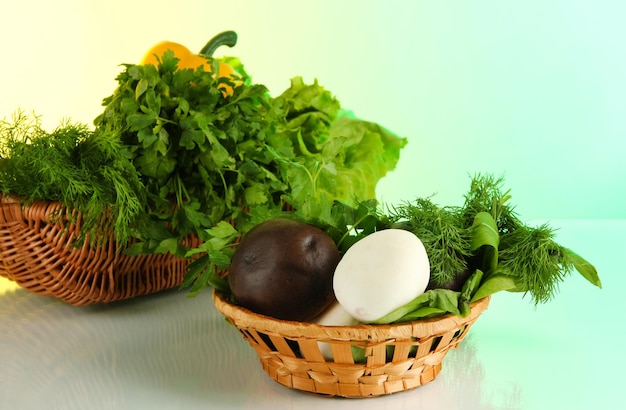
(313, 301), (360, 361)
(333, 229), (430, 323)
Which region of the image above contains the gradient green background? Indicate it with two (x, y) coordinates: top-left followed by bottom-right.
(0, 2), (622, 409)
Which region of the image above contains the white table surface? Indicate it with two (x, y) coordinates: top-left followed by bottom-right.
(1, 219), (622, 410)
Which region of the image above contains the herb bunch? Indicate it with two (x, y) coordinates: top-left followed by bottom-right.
(90, 51), (406, 294)
(0, 111), (146, 247)
(460, 174), (601, 304)
(294, 174), (600, 321)
(94, 51), (286, 256)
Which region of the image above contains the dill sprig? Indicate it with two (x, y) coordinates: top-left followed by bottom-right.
(385, 198), (472, 287)
(462, 173), (596, 304)
(0, 111), (146, 247)
(462, 173), (523, 234)
(0, 113), (92, 200)
(496, 224), (570, 304)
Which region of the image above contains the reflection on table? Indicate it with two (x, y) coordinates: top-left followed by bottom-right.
(1, 278), (520, 410)
(1, 219), (622, 409)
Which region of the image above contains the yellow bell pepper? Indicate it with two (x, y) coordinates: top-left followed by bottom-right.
(140, 31), (240, 96)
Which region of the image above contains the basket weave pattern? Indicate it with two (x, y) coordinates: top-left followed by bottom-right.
(0, 196), (200, 306)
(213, 290), (490, 397)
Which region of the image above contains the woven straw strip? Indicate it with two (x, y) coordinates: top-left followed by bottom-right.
(296, 339), (327, 363)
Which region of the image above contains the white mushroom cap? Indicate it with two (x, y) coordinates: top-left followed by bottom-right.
(333, 229), (430, 322)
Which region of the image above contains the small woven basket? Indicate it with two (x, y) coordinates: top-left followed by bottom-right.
(213, 290), (490, 398)
(0, 195), (200, 306)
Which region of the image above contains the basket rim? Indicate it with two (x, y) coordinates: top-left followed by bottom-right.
(0, 194), (58, 206)
(212, 289), (490, 341)
(0, 194), (69, 222)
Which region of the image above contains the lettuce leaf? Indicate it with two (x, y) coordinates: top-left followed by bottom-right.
(270, 77), (407, 223)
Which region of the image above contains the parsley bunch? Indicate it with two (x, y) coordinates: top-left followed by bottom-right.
(95, 51), (287, 256)
(93, 52), (407, 294)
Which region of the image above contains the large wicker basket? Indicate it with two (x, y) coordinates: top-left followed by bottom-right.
(213, 290), (490, 398)
(0, 195), (200, 306)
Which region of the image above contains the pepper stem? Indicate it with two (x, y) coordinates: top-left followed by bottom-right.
(199, 31), (238, 56)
